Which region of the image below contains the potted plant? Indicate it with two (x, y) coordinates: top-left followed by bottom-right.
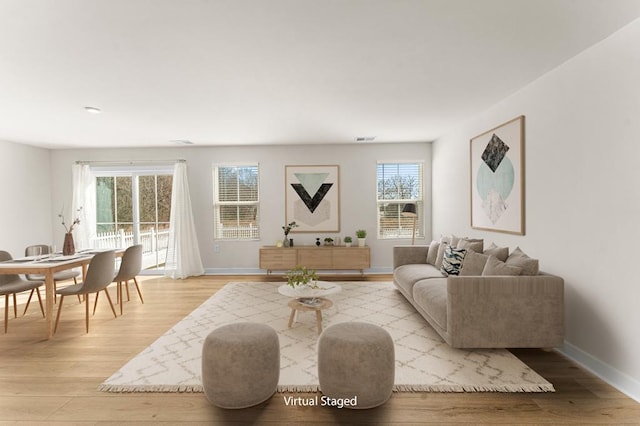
(286, 265), (319, 295)
(344, 236), (353, 247)
(356, 229), (367, 247)
(323, 237), (334, 246)
(282, 221), (298, 247)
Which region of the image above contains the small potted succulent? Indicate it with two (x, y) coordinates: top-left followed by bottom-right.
(323, 237), (334, 246)
(344, 236), (353, 247)
(356, 229), (367, 247)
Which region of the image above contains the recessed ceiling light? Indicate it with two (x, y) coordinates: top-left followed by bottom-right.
(84, 106), (102, 114)
(170, 139), (195, 146)
(355, 136), (376, 142)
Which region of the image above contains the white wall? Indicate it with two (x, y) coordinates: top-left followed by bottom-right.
(0, 140), (53, 256)
(432, 18), (640, 400)
(50, 142), (431, 273)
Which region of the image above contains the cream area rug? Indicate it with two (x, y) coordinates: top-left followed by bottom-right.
(99, 282), (554, 393)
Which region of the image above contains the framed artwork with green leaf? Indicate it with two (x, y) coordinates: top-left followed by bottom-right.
(470, 116), (525, 235)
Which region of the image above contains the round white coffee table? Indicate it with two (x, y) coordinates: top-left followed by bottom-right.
(278, 282), (341, 334)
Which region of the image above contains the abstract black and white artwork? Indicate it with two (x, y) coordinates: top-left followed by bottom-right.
(470, 116), (525, 235)
(285, 165), (340, 232)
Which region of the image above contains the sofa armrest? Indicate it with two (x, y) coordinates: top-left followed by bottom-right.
(393, 245), (429, 269)
(446, 274), (564, 348)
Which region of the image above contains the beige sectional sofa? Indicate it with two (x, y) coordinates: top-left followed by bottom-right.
(393, 241), (564, 349)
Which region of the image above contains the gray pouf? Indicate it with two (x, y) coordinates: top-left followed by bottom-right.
(317, 322), (394, 409)
(202, 322), (279, 409)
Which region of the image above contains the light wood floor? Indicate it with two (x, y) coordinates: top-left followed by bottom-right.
(1, 275), (639, 425)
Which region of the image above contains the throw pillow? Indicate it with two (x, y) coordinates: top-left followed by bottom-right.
(426, 240), (440, 265)
(434, 241), (449, 269)
(440, 234), (461, 246)
(459, 250), (490, 276)
(457, 238), (484, 253)
(505, 247), (540, 276)
(483, 243), (509, 262)
(440, 246), (467, 276)
(482, 255), (522, 276)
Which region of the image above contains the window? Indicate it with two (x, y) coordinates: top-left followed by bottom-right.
(93, 165), (173, 270)
(213, 164), (259, 240)
(376, 162), (424, 239)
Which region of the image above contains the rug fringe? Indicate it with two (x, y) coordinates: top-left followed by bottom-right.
(97, 383), (554, 394)
(97, 384), (204, 393)
(392, 383), (555, 393)
(276, 384), (320, 393)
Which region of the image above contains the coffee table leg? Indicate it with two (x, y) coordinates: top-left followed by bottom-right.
(288, 308), (296, 328)
(316, 309), (323, 334)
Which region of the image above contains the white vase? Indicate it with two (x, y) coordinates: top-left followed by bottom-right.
(358, 238), (366, 247)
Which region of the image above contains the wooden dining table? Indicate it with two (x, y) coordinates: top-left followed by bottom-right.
(0, 249), (124, 339)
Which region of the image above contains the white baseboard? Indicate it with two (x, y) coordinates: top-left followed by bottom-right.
(558, 341), (640, 403)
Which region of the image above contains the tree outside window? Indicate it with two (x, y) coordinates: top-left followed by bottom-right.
(377, 162), (424, 239)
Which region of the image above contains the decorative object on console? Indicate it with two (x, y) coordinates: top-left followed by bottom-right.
(401, 203), (418, 245)
(470, 115), (525, 235)
(323, 237), (334, 246)
(356, 229), (367, 247)
(344, 236), (352, 247)
(282, 221), (298, 247)
(285, 165), (340, 233)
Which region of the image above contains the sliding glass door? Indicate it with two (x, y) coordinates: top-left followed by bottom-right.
(94, 169), (173, 271)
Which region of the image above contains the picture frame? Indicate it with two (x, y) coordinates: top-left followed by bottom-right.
(285, 165), (340, 233)
(470, 116), (525, 235)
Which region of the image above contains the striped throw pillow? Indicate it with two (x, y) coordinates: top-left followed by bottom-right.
(440, 246), (467, 276)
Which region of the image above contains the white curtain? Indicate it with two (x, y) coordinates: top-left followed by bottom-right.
(165, 162), (204, 279)
(71, 164), (96, 250)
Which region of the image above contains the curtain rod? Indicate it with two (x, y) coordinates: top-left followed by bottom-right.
(75, 159), (185, 165)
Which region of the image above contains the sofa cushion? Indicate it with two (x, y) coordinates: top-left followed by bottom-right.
(435, 242), (449, 269)
(483, 243), (509, 262)
(394, 264), (445, 295)
(426, 240), (439, 265)
(457, 238), (484, 253)
(413, 278), (448, 331)
(440, 246), (467, 276)
(459, 250), (490, 276)
(506, 247), (539, 276)
(482, 255), (522, 276)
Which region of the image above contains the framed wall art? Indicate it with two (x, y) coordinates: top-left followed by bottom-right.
(285, 165), (340, 233)
(470, 115), (525, 235)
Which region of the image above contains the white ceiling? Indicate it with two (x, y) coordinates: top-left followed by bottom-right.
(2, 0), (640, 149)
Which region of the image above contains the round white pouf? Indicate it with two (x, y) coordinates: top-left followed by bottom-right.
(317, 322), (395, 409)
(202, 322), (279, 409)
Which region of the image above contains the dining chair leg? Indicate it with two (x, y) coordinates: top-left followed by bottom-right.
(13, 293), (17, 318)
(103, 289), (117, 318)
(125, 281), (131, 302)
(118, 282), (123, 315)
(85, 294), (90, 333)
(54, 295), (65, 334)
(36, 288), (45, 317)
(4, 295), (8, 333)
(93, 291), (100, 315)
(133, 277), (144, 304)
(23, 289), (35, 316)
